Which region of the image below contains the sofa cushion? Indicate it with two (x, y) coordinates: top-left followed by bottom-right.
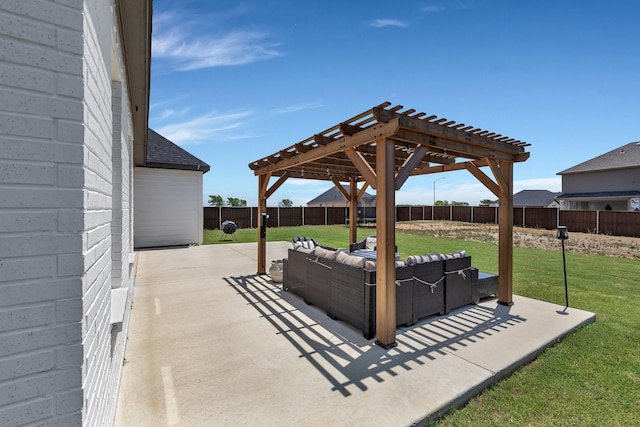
(312, 246), (337, 260)
(365, 260), (407, 270)
(406, 250), (466, 265)
(336, 250), (367, 268)
(293, 243), (313, 254)
(365, 236), (377, 250)
(406, 253), (441, 265)
(441, 250), (466, 259)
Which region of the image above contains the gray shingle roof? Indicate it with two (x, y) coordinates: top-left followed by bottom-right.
(512, 190), (561, 207)
(558, 141), (640, 175)
(146, 129), (210, 173)
(307, 185), (375, 205)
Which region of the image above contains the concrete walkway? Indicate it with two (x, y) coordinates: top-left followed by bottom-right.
(115, 242), (595, 427)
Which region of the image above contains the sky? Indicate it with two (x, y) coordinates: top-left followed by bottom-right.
(148, 0), (640, 207)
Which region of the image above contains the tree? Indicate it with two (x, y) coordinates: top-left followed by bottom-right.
(226, 197), (247, 207)
(208, 194), (224, 207)
(279, 198), (293, 207)
(480, 199), (494, 206)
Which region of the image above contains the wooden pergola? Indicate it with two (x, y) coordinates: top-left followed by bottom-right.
(248, 102), (530, 348)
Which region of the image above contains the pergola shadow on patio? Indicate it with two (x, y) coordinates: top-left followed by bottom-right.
(249, 102), (530, 347)
(224, 274), (527, 399)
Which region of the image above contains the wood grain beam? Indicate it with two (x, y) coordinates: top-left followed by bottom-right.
(264, 172), (289, 199)
(344, 147), (377, 189)
(252, 120), (400, 176)
(497, 160), (514, 305)
(357, 182), (369, 201)
(465, 162), (500, 198)
(488, 159), (508, 195)
(375, 138), (397, 348)
(349, 177), (358, 244)
(395, 145), (428, 190)
(332, 177), (350, 200)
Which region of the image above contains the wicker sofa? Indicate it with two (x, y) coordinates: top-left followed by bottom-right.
(283, 242), (480, 339)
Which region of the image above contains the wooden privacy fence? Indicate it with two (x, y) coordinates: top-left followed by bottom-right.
(204, 206), (640, 238)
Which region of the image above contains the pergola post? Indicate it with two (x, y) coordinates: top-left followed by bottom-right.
(257, 174), (268, 275)
(496, 160), (514, 304)
(349, 177), (358, 244)
(375, 138), (397, 348)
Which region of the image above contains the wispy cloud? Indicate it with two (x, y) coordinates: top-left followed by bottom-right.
(420, 5), (446, 13)
(155, 110), (254, 145)
(157, 107), (190, 120)
(152, 11), (283, 71)
(420, 2), (477, 14)
(370, 19), (409, 28)
(271, 103), (323, 115)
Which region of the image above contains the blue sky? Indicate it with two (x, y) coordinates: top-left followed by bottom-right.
(149, 0), (640, 207)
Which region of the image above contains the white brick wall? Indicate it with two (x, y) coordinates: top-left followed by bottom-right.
(0, 0), (85, 424)
(1, 1), (136, 425)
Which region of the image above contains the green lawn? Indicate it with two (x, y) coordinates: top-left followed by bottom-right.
(203, 225), (640, 425)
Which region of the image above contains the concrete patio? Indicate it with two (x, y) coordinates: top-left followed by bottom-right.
(115, 242), (595, 426)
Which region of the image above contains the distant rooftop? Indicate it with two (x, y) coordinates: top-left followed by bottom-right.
(558, 141), (640, 175)
(146, 129), (210, 173)
(308, 185), (374, 205)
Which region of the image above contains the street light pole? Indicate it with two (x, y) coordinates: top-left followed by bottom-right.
(433, 177), (445, 206)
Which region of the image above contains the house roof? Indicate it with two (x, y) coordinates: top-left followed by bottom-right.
(308, 185), (375, 205)
(557, 190), (640, 200)
(558, 141), (640, 175)
(117, 0), (152, 167)
(510, 190), (561, 207)
(146, 129), (211, 173)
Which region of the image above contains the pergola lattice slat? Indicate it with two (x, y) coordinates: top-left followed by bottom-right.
(249, 102), (531, 348)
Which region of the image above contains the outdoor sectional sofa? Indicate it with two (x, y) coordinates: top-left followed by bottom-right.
(282, 241), (481, 339)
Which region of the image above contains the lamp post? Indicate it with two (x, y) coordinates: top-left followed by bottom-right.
(433, 177), (445, 206)
(556, 226), (569, 312)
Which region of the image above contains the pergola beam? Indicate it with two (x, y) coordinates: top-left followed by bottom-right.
(375, 138), (397, 349)
(252, 120), (400, 177)
(344, 147), (377, 189)
(465, 162), (500, 198)
(264, 173), (289, 199)
(395, 145), (428, 190)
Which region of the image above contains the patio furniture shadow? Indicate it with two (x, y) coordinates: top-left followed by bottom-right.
(224, 274), (526, 398)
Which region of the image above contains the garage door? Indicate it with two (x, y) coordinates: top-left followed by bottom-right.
(134, 167), (203, 248)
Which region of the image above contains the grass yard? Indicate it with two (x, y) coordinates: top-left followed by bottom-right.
(203, 225), (640, 425)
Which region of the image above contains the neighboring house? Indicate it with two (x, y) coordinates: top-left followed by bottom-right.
(557, 142), (640, 211)
(1, 1), (151, 425)
(307, 185), (376, 208)
(494, 190), (561, 208)
(134, 129), (210, 248)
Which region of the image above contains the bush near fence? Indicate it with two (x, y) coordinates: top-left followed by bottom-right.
(203, 206), (640, 238)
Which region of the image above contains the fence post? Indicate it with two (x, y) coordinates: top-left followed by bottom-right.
(556, 207), (559, 229)
(302, 206), (305, 226)
(449, 205), (452, 221)
(219, 207), (222, 230)
(471, 206), (474, 223)
(523, 207), (526, 227)
(277, 206), (281, 228)
(325, 206), (328, 225)
(495, 206), (498, 224)
(596, 210), (600, 234)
